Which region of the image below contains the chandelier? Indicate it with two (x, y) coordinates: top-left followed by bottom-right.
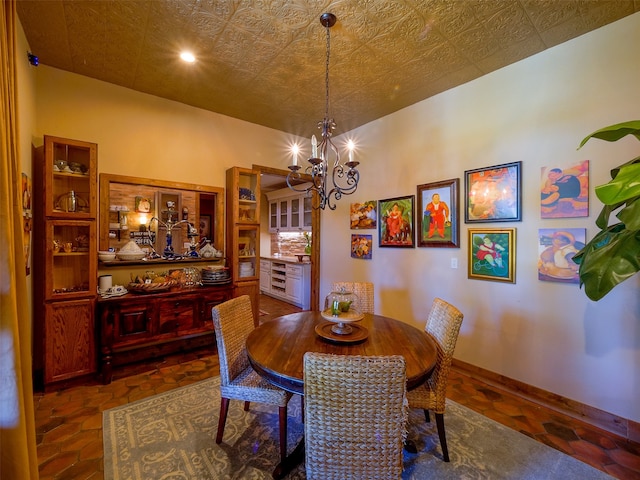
(287, 13), (360, 210)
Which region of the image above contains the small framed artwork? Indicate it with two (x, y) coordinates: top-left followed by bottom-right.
(135, 196), (152, 213)
(22, 173), (32, 210)
(351, 234), (373, 259)
(350, 200), (377, 229)
(465, 161), (522, 223)
(417, 178), (460, 248)
(468, 228), (516, 283)
(378, 195), (415, 248)
(541, 160), (589, 218)
(538, 228), (586, 283)
(199, 215), (211, 239)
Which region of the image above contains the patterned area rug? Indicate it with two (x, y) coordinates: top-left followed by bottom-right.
(103, 377), (613, 480)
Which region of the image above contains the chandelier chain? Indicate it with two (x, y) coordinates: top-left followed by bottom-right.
(324, 21), (331, 120)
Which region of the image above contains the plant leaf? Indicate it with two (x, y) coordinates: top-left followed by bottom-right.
(595, 162), (640, 204)
(575, 224), (640, 301)
(578, 120), (640, 149)
(617, 196), (640, 230)
(594, 202), (621, 230)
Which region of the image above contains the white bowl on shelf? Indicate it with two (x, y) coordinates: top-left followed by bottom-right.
(98, 251), (116, 262)
(116, 252), (146, 261)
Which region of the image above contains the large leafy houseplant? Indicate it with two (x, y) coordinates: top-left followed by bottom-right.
(573, 120), (640, 301)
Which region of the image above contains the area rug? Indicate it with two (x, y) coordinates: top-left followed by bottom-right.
(103, 377), (613, 480)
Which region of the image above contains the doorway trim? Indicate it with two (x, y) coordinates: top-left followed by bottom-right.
(252, 164), (321, 311)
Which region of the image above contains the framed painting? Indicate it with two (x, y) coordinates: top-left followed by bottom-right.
(135, 196), (152, 213)
(199, 214), (211, 239)
(538, 228), (586, 283)
(351, 234), (373, 259)
(468, 228), (516, 283)
(465, 161), (522, 223)
(378, 195), (415, 248)
(540, 160), (589, 218)
(417, 178), (460, 248)
(350, 200), (377, 229)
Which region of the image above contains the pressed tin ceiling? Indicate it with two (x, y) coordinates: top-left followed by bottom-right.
(17, 1), (639, 137)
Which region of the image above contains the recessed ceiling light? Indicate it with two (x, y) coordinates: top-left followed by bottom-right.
(180, 51), (195, 63)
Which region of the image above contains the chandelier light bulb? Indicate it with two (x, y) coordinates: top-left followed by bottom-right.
(291, 144), (300, 166)
(346, 140), (355, 163)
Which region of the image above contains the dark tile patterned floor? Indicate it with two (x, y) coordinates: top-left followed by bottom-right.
(32, 295), (640, 479)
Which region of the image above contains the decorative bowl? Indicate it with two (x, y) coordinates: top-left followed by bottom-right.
(116, 251), (146, 261)
(127, 281), (177, 293)
(98, 251), (116, 262)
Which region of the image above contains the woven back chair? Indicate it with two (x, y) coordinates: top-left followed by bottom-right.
(406, 297), (464, 462)
(330, 281), (374, 313)
(211, 295), (293, 462)
(303, 352), (407, 480)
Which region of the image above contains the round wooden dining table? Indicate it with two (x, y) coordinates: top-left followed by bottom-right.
(246, 311), (438, 395)
(246, 310), (438, 479)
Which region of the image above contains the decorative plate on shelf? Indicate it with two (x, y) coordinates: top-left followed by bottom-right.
(127, 281), (177, 293)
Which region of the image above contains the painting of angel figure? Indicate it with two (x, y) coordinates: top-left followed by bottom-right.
(538, 228), (586, 283)
(540, 160), (589, 218)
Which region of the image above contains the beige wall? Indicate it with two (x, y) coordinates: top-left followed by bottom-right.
(19, 12), (640, 424)
(323, 12), (640, 422)
(32, 66), (297, 185)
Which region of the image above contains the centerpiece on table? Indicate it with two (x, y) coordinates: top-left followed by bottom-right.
(321, 288), (363, 335)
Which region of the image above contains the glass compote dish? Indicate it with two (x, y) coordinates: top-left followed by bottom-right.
(322, 288), (364, 335)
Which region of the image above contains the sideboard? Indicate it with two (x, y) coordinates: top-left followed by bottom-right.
(97, 284), (231, 383)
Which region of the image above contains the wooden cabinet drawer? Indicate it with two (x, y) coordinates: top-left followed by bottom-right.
(158, 297), (197, 333)
(200, 289), (232, 325)
(286, 264), (303, 278)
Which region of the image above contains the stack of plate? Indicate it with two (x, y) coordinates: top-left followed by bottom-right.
(239, 261), (254, 278)
(201, 265), (231, 285)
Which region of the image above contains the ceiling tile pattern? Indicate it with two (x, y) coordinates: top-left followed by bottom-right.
(17, 0), (639, 136)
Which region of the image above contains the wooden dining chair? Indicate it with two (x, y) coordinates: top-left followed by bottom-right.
(406, 297), (464, 462)
(330, 281), (374, 313)
(211, 295), (293, 462)
(303, 352), (407, 480)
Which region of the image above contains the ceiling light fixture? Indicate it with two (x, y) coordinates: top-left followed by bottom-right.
(180, 51), (196, 63)
(287, 13), (359, 211)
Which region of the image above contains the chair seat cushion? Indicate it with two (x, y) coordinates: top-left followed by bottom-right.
(220, 366), (292, 406)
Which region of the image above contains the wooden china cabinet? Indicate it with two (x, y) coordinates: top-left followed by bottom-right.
(32, 135), (98, 390)
(226, 167), (261, 323)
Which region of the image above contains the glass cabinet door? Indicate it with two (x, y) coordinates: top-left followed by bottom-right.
(270, 201), (278, 230)
(303, 195), (313, 229)
(46, 220), (96, 300)
(237, 171), (258, 224)
(237, 226), (258, 279)
(45, 137), (97, 218)
(290, 197), (301, 229)
(279, 200), (288, 229)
